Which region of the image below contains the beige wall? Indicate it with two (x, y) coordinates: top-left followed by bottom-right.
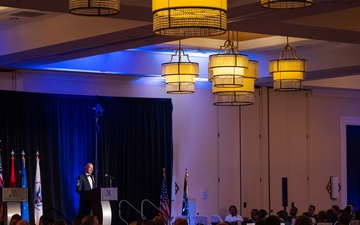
(1, 70), (360, 221)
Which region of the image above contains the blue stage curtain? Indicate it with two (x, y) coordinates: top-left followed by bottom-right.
(0, 90), (173, 225)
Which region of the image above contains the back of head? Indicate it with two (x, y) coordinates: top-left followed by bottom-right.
(266, 215), (280, 225)
(339, 213), (352, 225)
(256, 218), (266, 225)
(153, 215), (165, 225)
(72, 215), (83, 225)
(16, 220), (30, 225)
(54, 219), (67, 225)
(10, 214), (22, 225)
(174, 218), (188, 225)
(137, 220), (156, 225)
(295, 215), (312, 225)
(80, 215), (99, 225)
(40, 215), (51, 225)
(259, 210), (268, 219)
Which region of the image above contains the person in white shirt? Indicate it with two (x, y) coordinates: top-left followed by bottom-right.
(225, 205), (244, 225)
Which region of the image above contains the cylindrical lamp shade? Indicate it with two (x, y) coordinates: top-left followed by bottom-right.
(261, 0), (313, 9)
(152, 0), (227, 37)
(269, 59), (306, 91)
(245, 60), (259, 79)
(209, 54), (248, 87)
(69, 0), (120, 16)
(212, 77), (256, 106)
(162, 62), (199, 94)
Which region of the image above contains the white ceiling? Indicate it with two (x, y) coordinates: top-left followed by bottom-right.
(0, 0), (359, 91)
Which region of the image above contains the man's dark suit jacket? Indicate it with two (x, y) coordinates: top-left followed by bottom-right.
(76, 173), (96, 216)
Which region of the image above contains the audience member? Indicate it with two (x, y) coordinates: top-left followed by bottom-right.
(295, 216), (312, 225)
(247, 209), (260, 223)
(39, 215), (52, 225)
(325, 210), (335, 223)
(266, 215), (280, 225)
(72, 215), (83, 225)
(277, 210), (290, 225)
(10, 214), (22, 225)
(302, 205), (317, 225)
(225, 205), (244, 225)
(287, 207), (298, 225)
(53, 219), (67, 225)
(347, 204), (355, 217)
(153, 215), (165, 225)
(331, 205), (341, 223)
(16, 220), (30, 225)
(80, 215), (99, 225)
(259, 210), (268, 219)
(255, 218), (266, 225)
(354, 210), (360, 220)
(174, 218), (188, 225)
(138, 220), (156, 225)
(338, 213), (352, 225)
(316, 211), (326, 223)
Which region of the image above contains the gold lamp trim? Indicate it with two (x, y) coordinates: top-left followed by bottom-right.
(69, 0), (120, 16)
(152, 0), (227, 37)
(162, 41), (199, 94)
(269, 37), (307, 91)
(261, 0), (313, 9)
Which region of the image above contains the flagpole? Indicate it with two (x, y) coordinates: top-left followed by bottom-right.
(92, 103), (104, 187)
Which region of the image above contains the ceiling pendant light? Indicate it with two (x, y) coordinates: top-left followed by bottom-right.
(261, 0), (313, 9)
(152, 0), (227, 37)
(69, 0), (120, 16)
(161, 41), (199, 94)
(212, 60), (258, 106)
(269, 37), (307, 91)
(208, 31), (249, 88)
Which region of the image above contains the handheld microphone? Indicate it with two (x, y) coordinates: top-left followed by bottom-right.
(105, 174), (114, 179)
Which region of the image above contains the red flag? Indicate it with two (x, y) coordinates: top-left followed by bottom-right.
(10, 151), (16, 188)
(160, 168), (170, 225)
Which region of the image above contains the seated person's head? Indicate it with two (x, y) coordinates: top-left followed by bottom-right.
(295, 215), (312, 225)
(153, 215), (165, 225)
(80, 215), (99, 225)
(16, 220), (30, 225)
(10, 214), (22, 225)
(174, 218), (188, 225)
(138, 220), (156, 225)
(266, 215), (280, 225)
(338, 213), (352, 225)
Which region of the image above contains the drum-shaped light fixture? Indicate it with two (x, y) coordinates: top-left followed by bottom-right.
(69, 0), (120, 16)
(269, 37), (307, 91)
(162, 42), (199, 94)
(213, 60), (258, 106)
(261, 0), (313, 9)
(152, 0), (227, 37)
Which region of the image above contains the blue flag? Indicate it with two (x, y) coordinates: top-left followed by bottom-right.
(21, 151), (29, 221)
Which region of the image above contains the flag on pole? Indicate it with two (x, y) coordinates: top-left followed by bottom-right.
(0, 149), (5, 222)
(21, 151), (30, 221)
(181, 168), (189, 217)
(34, 151), (43, 225)
(10, 150), (16, 188)
(160, 168), (170, 225)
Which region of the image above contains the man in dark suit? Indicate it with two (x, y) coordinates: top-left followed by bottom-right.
(76, 163), (96, 216)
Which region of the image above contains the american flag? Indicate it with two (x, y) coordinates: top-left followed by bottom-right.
(160, 168), (170, 225)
